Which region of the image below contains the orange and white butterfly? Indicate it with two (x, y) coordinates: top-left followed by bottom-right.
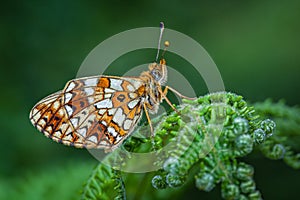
(29, 23), (195, 152)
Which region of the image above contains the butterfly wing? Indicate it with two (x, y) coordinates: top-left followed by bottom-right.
(29, 75), (146, 151)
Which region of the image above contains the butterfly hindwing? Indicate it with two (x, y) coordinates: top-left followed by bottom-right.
(30, 75), (145, 150)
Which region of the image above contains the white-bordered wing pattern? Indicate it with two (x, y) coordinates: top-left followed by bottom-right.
(29, 75), (148, 151)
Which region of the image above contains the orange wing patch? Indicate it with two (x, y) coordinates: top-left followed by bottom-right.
(98, 77), (110, 88)
(30, 76), (145, 151)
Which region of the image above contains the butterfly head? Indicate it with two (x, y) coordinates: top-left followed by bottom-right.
(148, 58), (167, 85)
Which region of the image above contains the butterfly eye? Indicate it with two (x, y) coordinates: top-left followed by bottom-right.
(151, 69), (162, 81)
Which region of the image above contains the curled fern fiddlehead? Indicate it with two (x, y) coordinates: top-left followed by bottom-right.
(81, 92), (299, 200)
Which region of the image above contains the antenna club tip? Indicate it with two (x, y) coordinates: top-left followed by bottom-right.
(164, 41), (170, 47)
(160, 22), (164, 28)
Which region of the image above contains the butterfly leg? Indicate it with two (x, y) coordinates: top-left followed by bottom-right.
(160, 86), (197, 114)
(143, 103), (154, 137)
(164, 86), (197, 100)
(158, 87), (180, 114)
(162, 94), (180, 114)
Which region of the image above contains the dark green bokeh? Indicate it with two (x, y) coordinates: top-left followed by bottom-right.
(1, 0), (299, 199)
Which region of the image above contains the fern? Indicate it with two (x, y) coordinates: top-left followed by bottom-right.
(81, 92), (300, 200)
(253, 99), (300, 169)
(81, 159), (126, 200)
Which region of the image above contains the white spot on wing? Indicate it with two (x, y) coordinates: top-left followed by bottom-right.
(88, 97), (94, 104)
(98, 109), (106, 115)
(66, 81), (76, 92)
(53, 101), (60, 109)
(110, 79), (123, 91)
(32, 110), (41, 122)
(84, 78), (98, 86)
(63, 140), (71, 145)
(64, 125), (73, 136)
(94, 99), (113, 109)
(53, 131), (62, 138)
(108, 108), (116, 115)
(70, 118), (79, 127)
(52, 137), (59, 142)
(133, 115), (140, 123)
(78, 128), (87, 137)
(113, 108), (125, 126)
(60, 123), (69, 133)
(104, 93), (112, 99)
(125, 78), (142, 89)
(104, 88), (115, 93)
(63, 134), (72, 141)
(65, 105), (73, 116)
(128, 99), (140, 109)
(130, 79), (142, 89)
(31, 108), (39, 116)
(108, 126), (118, 137)
(64, 93), (73, 103)
(101, 121), (107, 126)
(123, 119), (133, 130)
(129, 93), (137, 99)
(84, 87), (94, 96)
(45, 126), (52, 133)
(115, 135), (122, 143)
(58, 109), (64, 116)
(37, 125), (43, 132)
(39, 118), (46, 127)
(42, 99), (54, 105)
(88, 135), (98, 143)
(134, 82), (142, 89)
(127, 84), (135, 92)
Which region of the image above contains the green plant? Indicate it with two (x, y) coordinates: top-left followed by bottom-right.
(81, 92), (299, 200)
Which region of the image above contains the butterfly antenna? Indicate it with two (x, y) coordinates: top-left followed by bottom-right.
(161, 40), (170, 59)
(155, 22), (165, 62)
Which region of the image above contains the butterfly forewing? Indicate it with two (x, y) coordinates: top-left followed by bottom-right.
(30, 75), (145, 150)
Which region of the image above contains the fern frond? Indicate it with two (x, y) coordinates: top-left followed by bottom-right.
(81, 162), (126, 200)
(253, 100), (300, 169)
(81, 92), (300, 200)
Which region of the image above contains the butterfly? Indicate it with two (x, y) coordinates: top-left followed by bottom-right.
(29, 23), (195, 152)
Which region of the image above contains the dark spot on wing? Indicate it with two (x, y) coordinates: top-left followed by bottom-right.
(117, 94), (126, 102)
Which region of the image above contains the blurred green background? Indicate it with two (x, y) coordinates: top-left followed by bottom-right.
(1, 0), (300, 199)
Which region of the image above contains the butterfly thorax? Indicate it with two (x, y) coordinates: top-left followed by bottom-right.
(139, 59), (167, 114)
